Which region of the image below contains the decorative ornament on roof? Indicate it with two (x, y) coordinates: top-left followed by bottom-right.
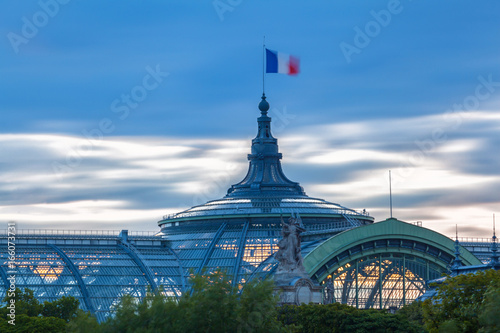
(489, 214), (499, 268)
(225, 95), (306, 198)
(450, 225), (463, 274)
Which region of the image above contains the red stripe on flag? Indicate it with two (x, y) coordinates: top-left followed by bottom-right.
(288, 56), (300, 75)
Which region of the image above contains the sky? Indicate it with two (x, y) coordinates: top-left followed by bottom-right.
(1, 0), (499, 238)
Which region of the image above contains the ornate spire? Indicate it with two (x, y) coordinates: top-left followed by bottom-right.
(225, 95), (306, 198)
(450, 225), (463, 274)
(489, 214), (499, 268)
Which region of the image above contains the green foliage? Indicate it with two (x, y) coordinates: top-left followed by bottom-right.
(182, 269), (239, 332)
(41, 296), (79, 322)
(478, 278), (500, 333)
(397, 300), (426, 333)
(1, 288), (42, 317)
(277, 302), (419, 333)
(102, 269), (284, 333)
(0, 314), (67, 333)
(422, 269), (500, 333)
(11, 270), (499, 332)
(66, 309), (102, 333)
(237, 277), (283, 332)
(0, 288), (88, 333)
(101, 294), (138, 332)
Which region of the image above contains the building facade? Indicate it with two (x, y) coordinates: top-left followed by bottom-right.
(0, 95), (489, 320)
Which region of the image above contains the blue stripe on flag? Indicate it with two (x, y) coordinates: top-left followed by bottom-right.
(266, 49), (278, 73)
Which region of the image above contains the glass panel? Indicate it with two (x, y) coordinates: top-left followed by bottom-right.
(321, 253), (445, 309)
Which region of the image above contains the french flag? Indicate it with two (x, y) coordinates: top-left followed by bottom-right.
(266, 48), (300, 75)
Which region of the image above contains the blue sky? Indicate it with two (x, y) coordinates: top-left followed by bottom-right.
(1, 0), (499, 237)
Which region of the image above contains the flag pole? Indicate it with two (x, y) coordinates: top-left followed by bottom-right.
(389, 170), (393, 218)
(262, 36), (265, 94)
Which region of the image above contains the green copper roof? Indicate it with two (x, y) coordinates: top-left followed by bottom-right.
(304, 217), (482, 281)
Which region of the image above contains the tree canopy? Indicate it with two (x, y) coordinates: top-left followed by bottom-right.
(0, 288), (83, 333)
(101, 269), (283, 333)
(421, 269), (500, 333)
(4, 269), (498, 332)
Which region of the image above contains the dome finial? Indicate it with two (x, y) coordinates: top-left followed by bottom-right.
(258, 93), (270, 114)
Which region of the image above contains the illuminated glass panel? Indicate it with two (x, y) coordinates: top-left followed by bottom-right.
(0, 246), (85, 310)
(322, 253), (444, 309)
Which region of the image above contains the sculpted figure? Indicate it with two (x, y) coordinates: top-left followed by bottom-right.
(276, 213), (306, 273)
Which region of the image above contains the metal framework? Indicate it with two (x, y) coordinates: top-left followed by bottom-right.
(323, 253), (434, 309)
(0, 266), (9, 288)
(0, 222), (488, 320)
(232, 220), (250, 285)
(48, 244), (94, 313)
(168, 246), (187, 292)
(0, 233), (185, 322)
(304, 218), (482, 309)
(0, 97), (490, 320)
(117, 242), (158, 292)
(196, 222), (227, 275)
(341, 213), (363, 228)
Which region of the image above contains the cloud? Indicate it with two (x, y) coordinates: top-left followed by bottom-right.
(0, 134), (248, 230)
(283, 110), (500, 236)
(1, 110), (499, 237)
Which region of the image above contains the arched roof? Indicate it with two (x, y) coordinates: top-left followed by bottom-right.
(0, 233), (185, 322)
(304, 218), (482, 282)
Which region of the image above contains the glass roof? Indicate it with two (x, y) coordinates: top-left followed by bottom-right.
(161, 196), (368, 222)
(159, 96), (371, 224)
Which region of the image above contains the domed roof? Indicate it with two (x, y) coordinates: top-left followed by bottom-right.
(159, 95), (371, 225)
(162, 196), (366, 222)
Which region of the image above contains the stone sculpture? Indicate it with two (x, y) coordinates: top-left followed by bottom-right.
(276, 213), (306, 274)
(274, 213), (323, 305)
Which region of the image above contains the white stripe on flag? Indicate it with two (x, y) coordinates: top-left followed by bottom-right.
(277, 52), (290, 74)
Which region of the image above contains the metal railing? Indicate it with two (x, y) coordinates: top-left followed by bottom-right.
(342, 213), (363, 227)
(454, 237), (494, 243)
(0, 229), (159, 237)
(161, 207), (371, 221)
(302, 220), (355, 235)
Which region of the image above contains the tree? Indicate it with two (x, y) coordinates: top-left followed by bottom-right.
(1, 288), (42, 317)
(41, 296), (79, 322)
(102, 269), (284, 332)
(0, 314), (67, 333)
(397, 300), (426, 333)
(0, 288), (85, 333)
(478, 278), (500, 332)
(66, 309), (102, 333)
(236, 277), (283, 332)
(422, 269), (500, 333)
(277, 303), (419, 333)
(181, 270), (239, 332)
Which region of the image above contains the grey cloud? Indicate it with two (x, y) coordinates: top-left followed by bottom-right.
(1, 110), (499, 237)
(13, 218), (160, 232)
(285, 160), (394, 185)
(443, 225), (494, 239)
(348, 182), (500, 211)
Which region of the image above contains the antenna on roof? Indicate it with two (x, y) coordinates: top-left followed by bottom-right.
(494, 214), (496, 239)
(389, 170), (393, 218)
